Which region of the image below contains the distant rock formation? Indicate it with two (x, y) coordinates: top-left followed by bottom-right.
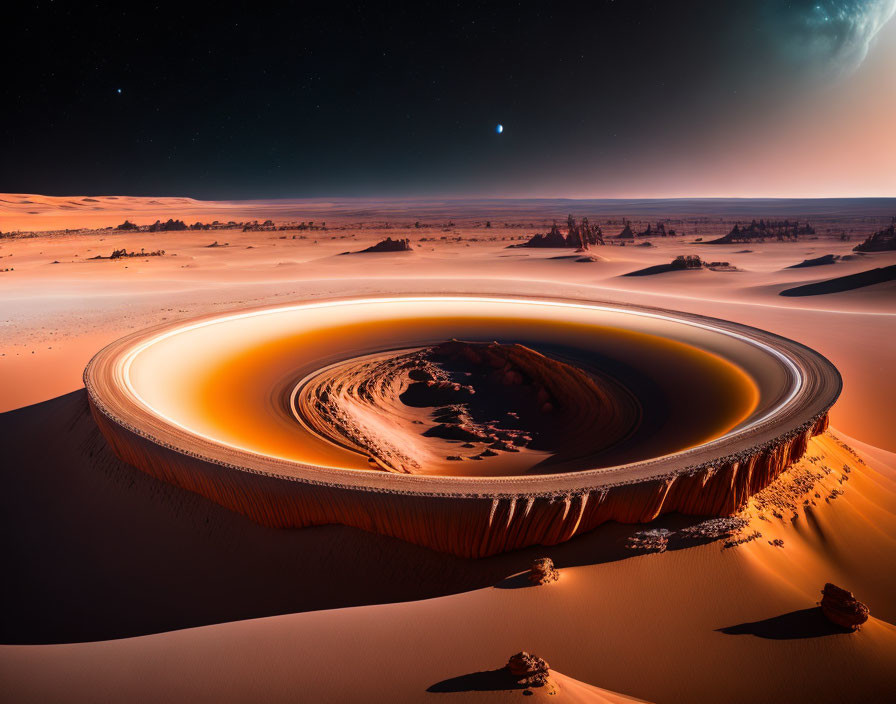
(614, 222), (635, 239)
(89, 248), (165, 260)
(708, 219), (815, 244)
(147, 219), (188, 232)
(511, 215), (604, 248)
(820, 583), (869, 630)
(358, 237), (413, 253)
(115, 220), (139, 231)
(528, 557), (560, 585)
(506, 652), (552, 688)
(853, 222), (896, 252)
(637, 222), (675, 237)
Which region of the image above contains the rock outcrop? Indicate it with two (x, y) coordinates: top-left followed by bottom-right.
(512, 215), (604, 248)
(625, 255), (734, 276)
(637, 222), (675, 237)
(820, 583), (870, 630)
(147, 218), (188, 232)
(853, 222), (896, 252)
(507, 652), (552, 688)
(357, 237), (412, 253)
(670, 254), (704, 270)
(614, 223), (635, 239)
(708, 219), (814, 244)
(528, 557), (560, 585)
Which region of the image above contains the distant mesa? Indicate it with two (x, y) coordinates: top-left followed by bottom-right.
(352, 237), (413, 253)
(779, 264), (896, 297)
(707, 219), (815, 244)
(510, 215), (605, 248)
(820, 583), (869, 631)
(853, 220), (896, 252)
(624, 255), (736, 276)
(787, 254), (839, 268)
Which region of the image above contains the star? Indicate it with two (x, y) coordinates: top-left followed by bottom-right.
(495, 123), (503, 134)
(116, 88), (122, 94)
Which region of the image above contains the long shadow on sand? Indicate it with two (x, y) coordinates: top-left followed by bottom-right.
(1, 390), (721, 644)
(427, 668), (524, 693)
(779, 264), (896, 296)
(718, 608), (850, 639)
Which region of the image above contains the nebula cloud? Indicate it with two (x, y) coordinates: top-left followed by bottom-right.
(766, 0), (896, 74)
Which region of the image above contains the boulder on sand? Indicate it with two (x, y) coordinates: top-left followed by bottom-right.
(820, 583), (869, 630)
(506, 652), (552, 688)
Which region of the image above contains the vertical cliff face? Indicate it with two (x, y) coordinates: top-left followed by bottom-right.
(88, 393), (829, 558)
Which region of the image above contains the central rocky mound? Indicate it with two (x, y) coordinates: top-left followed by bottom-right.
(295, 340), (638, 475)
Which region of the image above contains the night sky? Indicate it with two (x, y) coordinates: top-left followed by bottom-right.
(4, 1), (895, 198)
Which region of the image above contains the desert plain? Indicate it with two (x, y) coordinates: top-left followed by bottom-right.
(1, 194), (895, 703)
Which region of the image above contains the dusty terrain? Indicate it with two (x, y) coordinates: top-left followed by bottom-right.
(1, 195), (895, 702)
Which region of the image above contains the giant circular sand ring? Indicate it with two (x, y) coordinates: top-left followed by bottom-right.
(85, 295), (840, 557)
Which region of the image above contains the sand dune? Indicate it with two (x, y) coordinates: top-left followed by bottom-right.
(1, 196), (895, 702)
(1, 421), (893, 702)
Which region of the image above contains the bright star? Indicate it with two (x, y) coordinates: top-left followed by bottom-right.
(117, 88), (122, 94)
(496, 123), (503, 134)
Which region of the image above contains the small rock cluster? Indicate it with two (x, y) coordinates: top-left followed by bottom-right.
(625, 528), (671, 552)
(679, 517), (749, 540)
(528, 557), (560, 585)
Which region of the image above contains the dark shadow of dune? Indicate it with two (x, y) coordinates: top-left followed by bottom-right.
(785, 254), (838, 269)
(427, 668), (522, 693)
(0, 390), (737, 644)
(779, 264), (896, 296)
(622, 263), (676, 276)
(718, 608), (850, 639)
(494, 572), (532, 589)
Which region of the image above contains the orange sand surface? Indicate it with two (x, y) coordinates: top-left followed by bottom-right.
(1, 196), (894, 702)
